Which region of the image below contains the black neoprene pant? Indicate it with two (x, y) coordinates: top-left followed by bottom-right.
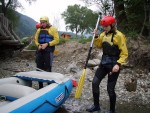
(36, 50), (53, 88)
(92, 65), (119, 112)
(36, 50), (53, 72)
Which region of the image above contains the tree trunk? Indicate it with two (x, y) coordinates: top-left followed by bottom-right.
(113, 0), (127, 30)
(1, 0), (12, 16)
(142, 0), (150, 36)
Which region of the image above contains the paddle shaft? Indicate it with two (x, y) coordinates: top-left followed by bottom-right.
(84, 13), (102, 69)
(75, 13), (102, 99)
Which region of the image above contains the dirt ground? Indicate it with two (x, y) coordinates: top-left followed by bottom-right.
(0, 40), (150, 113)
(1, 39), (149, 75)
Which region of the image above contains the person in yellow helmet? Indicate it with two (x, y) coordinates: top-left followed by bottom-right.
(34, 16), (59, 89)
(86, 16), (128, 113)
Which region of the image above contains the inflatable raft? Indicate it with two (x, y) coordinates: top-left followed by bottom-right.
(0, 71), (73, 113)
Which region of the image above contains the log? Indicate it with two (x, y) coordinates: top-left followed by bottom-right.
(0, 40), (20, 45)
(2, 67), (25, 72)
(2, 24), (16, 40)
(11, 29), (21, 42)
(0, 23), (7, 36)
(0, 36), (11, 40)
(0, 13), (9, 28)
(0, 13), (22, 47)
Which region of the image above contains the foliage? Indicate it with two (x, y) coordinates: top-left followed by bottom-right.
(0, 0), (37, 38)
(81, 0), (114, 15)
(21, 37), (31, 46)
(0, 7), (20, 27)
(66, 36), (92, 44)
(27, 43), (37, 50)
(126, 31), (139, 40)
(58, 38), (67, 45)
(14, 12), (37, 38)
(0, 0), (36, 16)
(78, 37), (92, 44)
(61, 4), (98, 37)
(125, 0), (144, 33)
(80, 0), (150, 38)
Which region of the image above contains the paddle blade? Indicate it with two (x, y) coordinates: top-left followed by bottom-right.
(54, 50), (59, 56)
(75, 69), (86, 99)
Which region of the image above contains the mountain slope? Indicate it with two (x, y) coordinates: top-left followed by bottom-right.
(15, 12), (38, 38)
(14, 12), (78, 39)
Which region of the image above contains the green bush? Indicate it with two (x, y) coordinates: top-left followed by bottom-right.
(21, 37), (31, 46)
(27, 44), (37, 50)
(127, 31), (139, 40)
(58, 38), (67, 45)
(78, 37), (92, 44)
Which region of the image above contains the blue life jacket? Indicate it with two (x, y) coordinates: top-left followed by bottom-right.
(38, 29), (55, 52)
(38, 29), (53, 44)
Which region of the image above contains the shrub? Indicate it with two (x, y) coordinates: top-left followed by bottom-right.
(27, 43), (37, 50)
(127, 31), (139, 40)
(58, 38), (66, 45)
(21, 37), (31, 46)
(78, 37), (92, 44)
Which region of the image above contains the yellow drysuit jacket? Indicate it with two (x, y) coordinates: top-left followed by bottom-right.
(94, 30), (128, 65)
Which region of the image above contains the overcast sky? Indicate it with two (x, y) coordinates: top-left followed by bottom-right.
(17, 0), (98, 31)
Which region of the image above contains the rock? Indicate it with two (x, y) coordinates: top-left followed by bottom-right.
(20, 50), (36, 60)
(87, 59), (100, 67)
(124, 78), (137, 92)
(66, 62), (79, 73)
(1, 41), (150, 113)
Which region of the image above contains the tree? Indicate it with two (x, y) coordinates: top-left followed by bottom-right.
(0, 0), (36, 16)
(140, 0), (150, 36)
(0, 0), (36, 28)
(61, 4), (98, 37)
(81, 0), (127, 30)
(125, 0), (150, 37)
(81, 0), (114, 16)
(113, 0), (127, 30)
(80, 0), (150, 37)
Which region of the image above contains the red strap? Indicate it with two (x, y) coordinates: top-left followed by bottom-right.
(72, 80), (77, 87)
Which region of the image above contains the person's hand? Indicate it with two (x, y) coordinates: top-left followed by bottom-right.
(38, 44), (42, 50)
(93, 29), (99, 38)
(41, 43), (48, 49)
(109, 64), (120, 75)
(93, 29), (98, 35)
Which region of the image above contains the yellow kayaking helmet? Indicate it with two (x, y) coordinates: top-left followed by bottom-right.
(40, 16), (49, 24)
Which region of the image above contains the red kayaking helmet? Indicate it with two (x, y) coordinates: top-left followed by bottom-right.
(100, 16), (116, 26)
(36, 23), (41, 29)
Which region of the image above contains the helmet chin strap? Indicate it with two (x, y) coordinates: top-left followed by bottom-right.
(110, 24), (114, 29)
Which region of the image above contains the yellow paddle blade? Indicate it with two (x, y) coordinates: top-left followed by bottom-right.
(75, 69), (86, 99)
(54, 50), (59, 56)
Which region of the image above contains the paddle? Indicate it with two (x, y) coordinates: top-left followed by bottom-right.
(75, 13), (102, 99)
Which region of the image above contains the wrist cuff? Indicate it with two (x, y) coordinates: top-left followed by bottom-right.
(117, 62), (121, 67)
(95, 35), (98, 38)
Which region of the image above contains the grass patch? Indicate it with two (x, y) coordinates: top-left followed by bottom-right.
(58, 38), (67, 45)
(78, 37), (92, 44)
(27, 44), (37, 50)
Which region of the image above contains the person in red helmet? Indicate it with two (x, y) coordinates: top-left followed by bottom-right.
(86, 16), (128, 113)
